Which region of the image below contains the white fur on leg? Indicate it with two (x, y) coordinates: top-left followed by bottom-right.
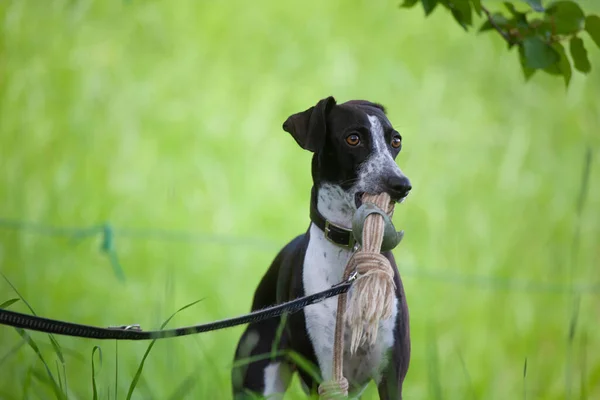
(263, 362), (292, 399)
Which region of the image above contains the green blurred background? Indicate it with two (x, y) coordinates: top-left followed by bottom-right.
(1, 0), (599, 399)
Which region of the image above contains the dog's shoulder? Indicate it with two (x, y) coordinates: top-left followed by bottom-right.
(274, 231), (310, 304)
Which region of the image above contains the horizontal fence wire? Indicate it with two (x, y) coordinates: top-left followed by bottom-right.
(0, 217), (598, 294)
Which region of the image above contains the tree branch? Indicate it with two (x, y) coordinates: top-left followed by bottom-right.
(481, 5), (513, 44)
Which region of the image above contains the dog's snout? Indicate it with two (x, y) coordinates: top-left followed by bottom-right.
(385, 175), (412, 199)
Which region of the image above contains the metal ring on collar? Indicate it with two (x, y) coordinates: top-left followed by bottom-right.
(351, 203), (404, 252)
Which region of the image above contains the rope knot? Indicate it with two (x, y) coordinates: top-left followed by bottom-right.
(352, 252), (394, 277)
(318, 378), (349, 400)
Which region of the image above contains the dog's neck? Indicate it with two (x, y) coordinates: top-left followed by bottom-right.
(315, 183), (355, 229)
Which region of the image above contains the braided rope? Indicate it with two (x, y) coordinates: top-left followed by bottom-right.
(319, 192), (396, 399)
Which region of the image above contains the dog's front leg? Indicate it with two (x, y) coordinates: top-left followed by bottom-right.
(303, 298), (339, 383)
(377, 356), (403, 400)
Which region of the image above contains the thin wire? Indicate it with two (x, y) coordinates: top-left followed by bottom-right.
(0, 218), (599, 294)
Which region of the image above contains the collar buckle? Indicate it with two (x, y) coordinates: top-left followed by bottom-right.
(324, 220), (355, 248)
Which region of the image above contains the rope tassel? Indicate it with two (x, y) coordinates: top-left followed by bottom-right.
(345, 252), (396, 352)
(318, 192), (399, 399)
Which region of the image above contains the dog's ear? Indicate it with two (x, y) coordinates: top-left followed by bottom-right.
(282, 96), (336, 152)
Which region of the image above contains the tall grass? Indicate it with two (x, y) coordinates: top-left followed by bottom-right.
(1, 0), (600, 399)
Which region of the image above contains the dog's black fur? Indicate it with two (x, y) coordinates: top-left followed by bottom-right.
(232, 97), (411, 399)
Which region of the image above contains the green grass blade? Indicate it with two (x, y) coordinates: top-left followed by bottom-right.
(191, 335), (221, 387)
(32, 367), (56, 391)
(0, 298), (19, 309)
(270, 313), (288, 359)
(55, 361), (63, 393)
(49, 337), (66, 364)
(125, 299), (202, 400)
(1, 274), (36, 313)
(114, 342), (119, 400)
(0, 338), (26, 366)
(523, 357), (528, 400)
(456, 347), (475, 400)
(22, 365), (33, 400)
(231, 350), (287, 369)
(4, 275), (66, 399)
(91, 346), (103, 400)
(38, 343), (86, 364)
(1, 276), (67, 396)
(579, 332), (588, 400)
(286, 350), (321, 383)
(62, 362), (68, 400)
(426, 330), (442, 400)
(15, 329), (64, 400)
(1, 274), (65, 363)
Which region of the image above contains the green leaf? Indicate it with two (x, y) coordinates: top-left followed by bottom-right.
(522, 36), (560, 69)
(545, 1), (585, 35)
(448, 0), (473, 29)
(504, 2), (529, 28)
(470, 0), (481, 16)
(543, 42), (572, 86)
(504, 2), (527, 19)
(556, 43), (572, 87)
(585, 15), (600, 49)
(518, 45), (538, 80)
(524, 0), (545, 12)
(504, 2), (518, 15)
(569, 36), (591, 73)
(0, 298), (19, 309)
(400, 0), (419, 8)
(530, 18), (554, 40)
(422, 0), (439, 15)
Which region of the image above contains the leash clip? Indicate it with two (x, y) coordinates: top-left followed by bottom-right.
(347, 271), (359, 283)
(332, 271), (359, 288)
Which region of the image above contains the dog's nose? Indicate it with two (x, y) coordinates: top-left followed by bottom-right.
(385, 175), (412, 199)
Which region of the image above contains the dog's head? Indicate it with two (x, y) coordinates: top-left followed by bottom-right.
(283, 96), (411, 209)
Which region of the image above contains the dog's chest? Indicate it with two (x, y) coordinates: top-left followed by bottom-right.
(302, 224), (397, 389)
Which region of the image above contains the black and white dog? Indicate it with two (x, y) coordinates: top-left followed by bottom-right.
(232, 97), (411, 399)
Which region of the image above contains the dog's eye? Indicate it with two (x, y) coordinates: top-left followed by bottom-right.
(346, 134), (360, 146)
(391, 136), (402, 149)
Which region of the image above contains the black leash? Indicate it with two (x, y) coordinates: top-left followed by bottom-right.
(0, 273), (357, 340)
